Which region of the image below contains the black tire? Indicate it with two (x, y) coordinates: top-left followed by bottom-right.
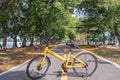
(73, 52), (98, 77)
(26, 55), (50, 80)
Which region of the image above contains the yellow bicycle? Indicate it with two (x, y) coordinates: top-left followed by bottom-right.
(26, 31), (98, 80)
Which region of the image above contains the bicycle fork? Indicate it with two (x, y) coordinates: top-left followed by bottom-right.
(37, 55), (46, 70)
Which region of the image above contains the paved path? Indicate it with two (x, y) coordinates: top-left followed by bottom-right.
(0, 44), (120, 80)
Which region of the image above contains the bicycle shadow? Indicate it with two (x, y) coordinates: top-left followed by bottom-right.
(0, 69), (92, 80)
(67, 72), (90, 80)
(47, 71), (62, 77)
(0, 70), (47, 80)
(48, 71), (90, 80)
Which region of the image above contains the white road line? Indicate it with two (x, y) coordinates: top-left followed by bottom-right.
(97, 55), (120, 68)
(0, 60), (30, 76)
(81, 49), (120, 68)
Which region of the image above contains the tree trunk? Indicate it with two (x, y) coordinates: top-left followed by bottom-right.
(13, 35), (17, 48)
(86, 31), (90, 45)
(1, 23), (8, 50)
(94, 41), (98, 47)
(29, 36), (34, 46)
(13, 26), (20, 48)
(0, 44), (2, 50)
(102, 31), (106, 48)
(2, 33), (8, 50)
(112, 35), (116, 44)
(113, 26), (120, 45)
(21, 36), (26, 47)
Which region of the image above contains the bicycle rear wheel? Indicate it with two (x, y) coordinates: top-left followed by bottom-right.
(73, 52), (98, 77)
(26, 55), (50, 80)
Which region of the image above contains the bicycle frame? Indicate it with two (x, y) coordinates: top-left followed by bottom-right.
(40, 46), (86, 69)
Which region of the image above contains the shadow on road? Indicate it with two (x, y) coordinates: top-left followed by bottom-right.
(0, 70), (47, 80)
(67, 72), (90, 80)
(47, 70), (89, 80)
(46, 71), (62, 77)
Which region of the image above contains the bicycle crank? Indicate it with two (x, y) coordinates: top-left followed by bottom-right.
(61, 63), (67, 72)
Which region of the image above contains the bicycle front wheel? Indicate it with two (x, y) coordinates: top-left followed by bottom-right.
(73, 52), (98, 77)
(26, 55), (50, 80)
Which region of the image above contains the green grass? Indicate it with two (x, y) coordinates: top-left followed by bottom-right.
(8, 54), (18, 60)
(7, 52), (26, 60)
(0, 56), (4, 62)
(20, 52), (25, 55)
(0, 52), (26, 61)
(93, 49), (120, 63)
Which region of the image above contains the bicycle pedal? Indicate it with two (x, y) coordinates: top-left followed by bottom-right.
(64, 69), (67, 72)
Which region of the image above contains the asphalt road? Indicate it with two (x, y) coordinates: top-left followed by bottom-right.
(0, 44), (120, 80)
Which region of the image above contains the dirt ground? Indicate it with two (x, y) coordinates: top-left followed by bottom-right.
(0, 47), (39, 72)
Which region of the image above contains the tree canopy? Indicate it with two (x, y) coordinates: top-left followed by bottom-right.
(0, 0), (120, 49)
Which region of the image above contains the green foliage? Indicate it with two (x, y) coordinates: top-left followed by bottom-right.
(1, 0), (120, 48)
(0, 56), (4, 62)
(0, 0), (80, 49)
(75, 0), (120, 45)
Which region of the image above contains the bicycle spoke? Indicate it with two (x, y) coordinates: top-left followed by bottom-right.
(26, 55), (50, 79)
(73, 52), (98, 77)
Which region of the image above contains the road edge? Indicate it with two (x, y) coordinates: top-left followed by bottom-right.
(0, 60), (30, 76)
(81, 49), (120, 68)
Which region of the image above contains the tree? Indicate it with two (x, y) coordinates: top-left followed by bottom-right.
(74, 0), (120, 46)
